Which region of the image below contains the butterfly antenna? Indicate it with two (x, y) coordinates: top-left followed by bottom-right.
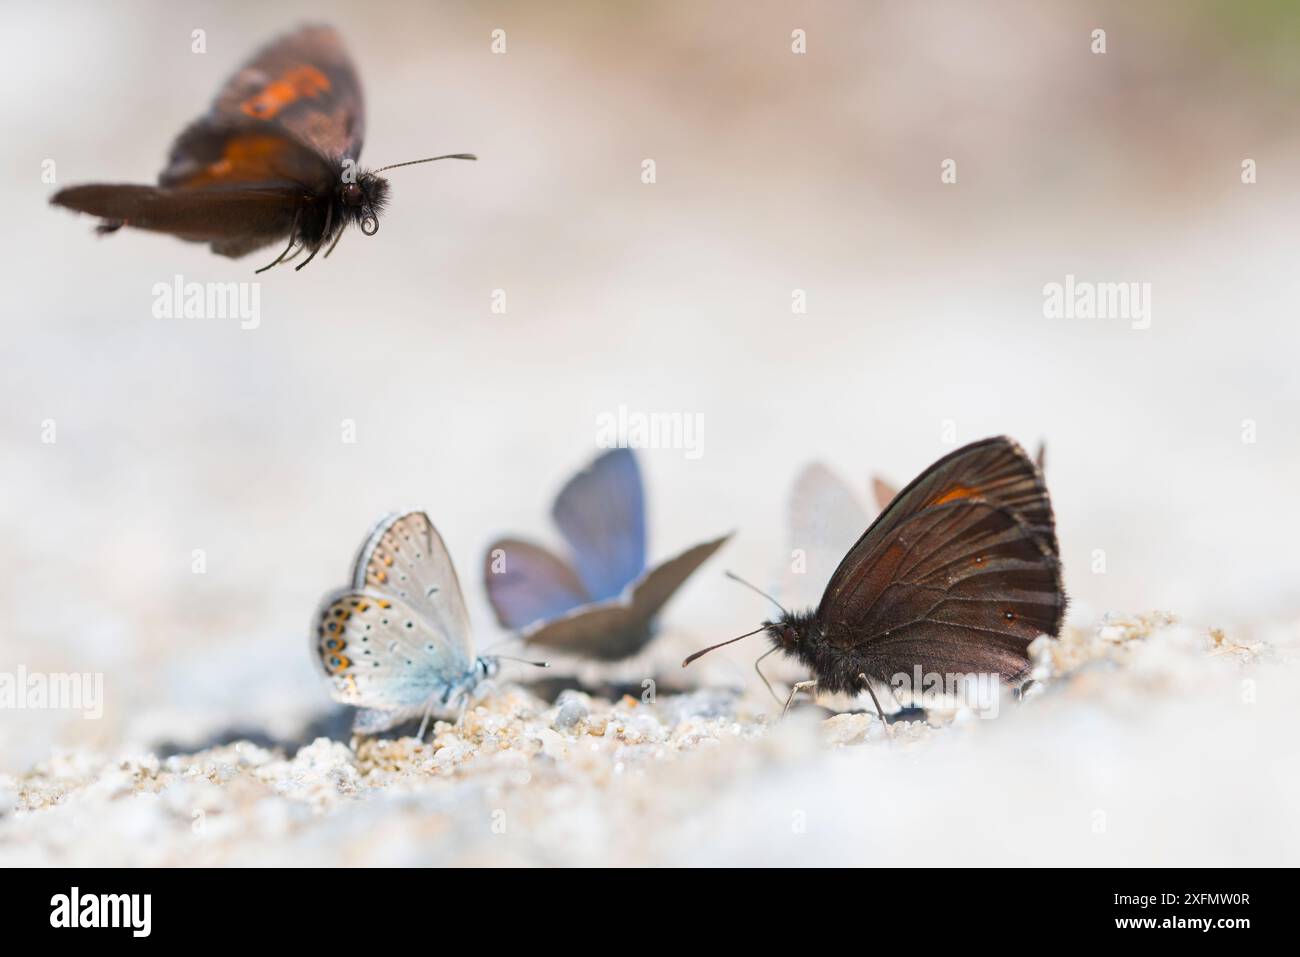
(495, 655), (550, 669)
(682, 625), (767, 668)
(724, 570), (788, 616)
(373, 153), (478, 173)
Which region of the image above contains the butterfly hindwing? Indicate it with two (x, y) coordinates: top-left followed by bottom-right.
(630, 533), (732, 621)
(551, 448), (647, 601)
(517, 603), (637, 660)
(518, 533), (731, 660)
(312, 588), (474, 724)
(841, 501), (1060, 677)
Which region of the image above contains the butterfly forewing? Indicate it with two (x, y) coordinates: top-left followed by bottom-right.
(163, 23), (364, 188)
(350, 511), (474, 656)
(551, 448), (647, 601)
(483, 537), (590, 630)
(818, 437), (1064, 682)
(50, 184), (302, 250)
(869, 440), (1045, 515)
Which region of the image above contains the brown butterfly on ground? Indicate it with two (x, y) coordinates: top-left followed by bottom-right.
(685, 436), (1066, 716)
(50, 24), (475, 272)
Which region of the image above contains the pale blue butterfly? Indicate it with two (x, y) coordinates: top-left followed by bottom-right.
(313, 511), (538, 735)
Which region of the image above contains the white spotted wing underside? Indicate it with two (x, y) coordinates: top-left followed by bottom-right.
(311, 512), (476, 731)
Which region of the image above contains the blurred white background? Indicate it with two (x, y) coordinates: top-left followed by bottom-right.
(2, 0), (1298, 767)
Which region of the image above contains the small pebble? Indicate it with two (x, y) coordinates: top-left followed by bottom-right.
(553, 692), (590, 731)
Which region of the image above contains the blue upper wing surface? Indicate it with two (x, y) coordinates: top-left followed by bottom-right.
(551, 448), (647, 601)
(483, 538), (590, 630)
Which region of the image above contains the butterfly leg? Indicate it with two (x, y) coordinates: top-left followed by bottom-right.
(781, 680), (818, 719)
(322, 227), (345, 259)
(859, 674), (894, 738)
(293, 242), (323, 271)
(295, 204), (333, 271)
(753, 647), (781, 706)
(416, 690), (444, 741)
(255, 209), (303, 274)
(255, 232), (299, 273)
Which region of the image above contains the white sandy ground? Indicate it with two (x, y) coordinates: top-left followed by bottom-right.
(1, 613), (1296, 867)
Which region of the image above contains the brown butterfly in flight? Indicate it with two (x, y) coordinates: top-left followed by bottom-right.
(684, 436), (1066, 717)
(50, 25), (475, 272)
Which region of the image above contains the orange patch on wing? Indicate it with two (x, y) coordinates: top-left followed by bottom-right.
(179, 135), (291, 187)
(240, 65), (331, 120)
(930, 485), (976, 506)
